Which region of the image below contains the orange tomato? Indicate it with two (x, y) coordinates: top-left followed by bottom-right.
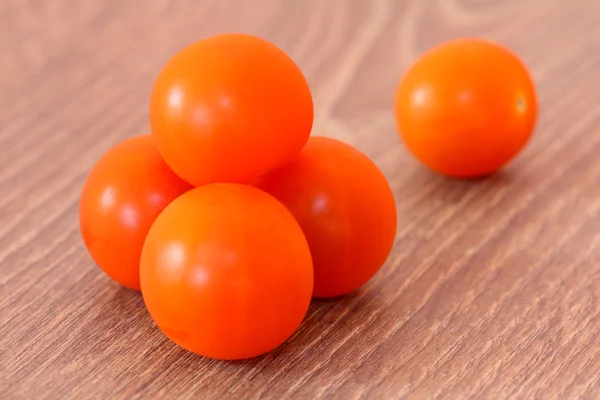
(255, 137), (397, 298)
(395, 38), (538, 178)
(79, 134), (193, 290)
(140, 184), (314, 360)
(150, 33), (313, 186)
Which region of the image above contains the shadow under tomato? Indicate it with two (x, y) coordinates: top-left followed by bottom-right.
(389, 163), (519, 220)
(410, 163), (517, 185)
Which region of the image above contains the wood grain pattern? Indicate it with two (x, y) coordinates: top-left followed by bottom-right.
(2, 0), (600, 398)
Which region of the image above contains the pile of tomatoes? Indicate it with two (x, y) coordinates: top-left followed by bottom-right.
(79, 34), (537, 360)
(80, 34), (397, 360)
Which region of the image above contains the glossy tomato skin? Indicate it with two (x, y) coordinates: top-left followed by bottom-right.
(79, 134), (193, 290)
(255, 136), (397, 298)
(150, 33), (313, 186)
(140, 184), (313, 360)
(395, 38), (538, 178)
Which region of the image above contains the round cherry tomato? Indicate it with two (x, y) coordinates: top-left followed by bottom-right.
(140, 183), (313, 360)
(79, 134), (192, 290)
(254, 136), (397, 298)
(395, 38), (538, 178)
(150, 33), (313, 186)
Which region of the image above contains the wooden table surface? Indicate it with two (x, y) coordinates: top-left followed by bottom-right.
(2, 1), (600, 399)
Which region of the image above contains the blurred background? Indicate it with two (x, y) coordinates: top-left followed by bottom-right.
(3, 0), (598, 178)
